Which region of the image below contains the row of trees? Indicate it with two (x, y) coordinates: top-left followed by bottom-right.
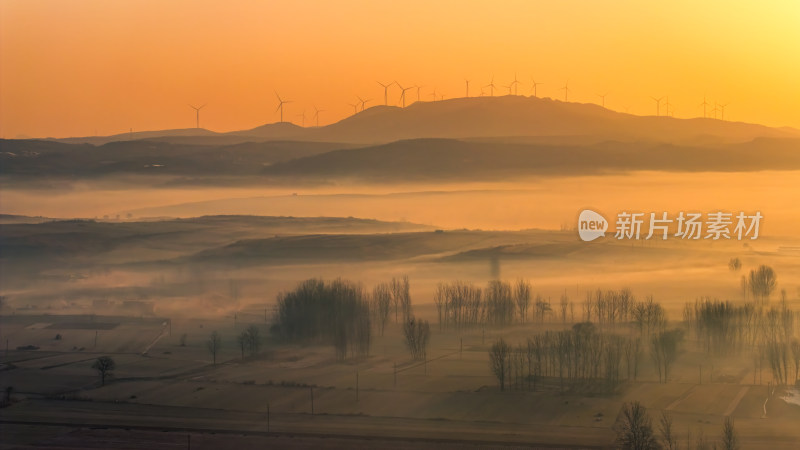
(432, 281), (672, 335)
(402, 317), (431, 360)
(432, 280), (562, 330)
(489, 323), (653, 394)
(683, 298), (796, 355)
(371, 276), (412, 336)
(235, 325), (262, 359)
(272, 278), (372, 360)
(583, 290), (668, 337)
(616, 401), (739, 450)
(683, 297), (799, 385)
(650, 329), (684, 384)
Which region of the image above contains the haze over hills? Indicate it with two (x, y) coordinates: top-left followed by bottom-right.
(3, 95), (798, 188)
(5, 134), (799, 184)
(43, 96), (800, 146)
(260, 137), (800, 181)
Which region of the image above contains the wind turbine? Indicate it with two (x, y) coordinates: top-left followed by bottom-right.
(465, 79), (470, 98)
(650, 96), (664, 116)
(415, 85), (423, 102)
(510, 73), (520, 96)
(596, 92), (609, 108)
(312, 106), (325, 127)
(188, 104), (206, 129)
(275, 92), (291, 122)
(711, 102), (719, 119)
(361, 97), (371, 111)
(377, 81), (392, 105)
(718, 103), (728, 120)
(485, 76), (496, 97)
(347, 102), (358, 115)
(561, 81), (570, 102)
(663, 96), (671, 117)
(530, 77), (543, 97)
(700, 96), (709, 118)
(297, 110), (306, 127)
(503, 83), (512, 95)
(396, 82), (412, 107)
(430, 88), (437, 102)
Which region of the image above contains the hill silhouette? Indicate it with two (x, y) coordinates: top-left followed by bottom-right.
(260, 137), (800, 181)
(47, 96), (798, 145)
(4, 135), (799, 183)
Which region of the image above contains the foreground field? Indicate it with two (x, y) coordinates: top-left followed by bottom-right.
(2, 312), (800, 449)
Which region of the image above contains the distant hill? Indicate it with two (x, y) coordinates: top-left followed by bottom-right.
(260, 137), (800, 182)
(0, 139), (355, 178)
(46, 96), (799, 145)
(301, 96), (799, 145)
(4, 135), (799, 184)
(55, 128), (222, 145)
(0, 215), (434, 277)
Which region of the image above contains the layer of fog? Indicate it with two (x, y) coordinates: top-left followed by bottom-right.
(2, 170), (799, 236)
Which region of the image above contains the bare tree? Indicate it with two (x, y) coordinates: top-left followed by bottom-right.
(206, 331), (221, 365)
(245, 325), (262, 356)
(92, 356), (116, 386)
(373, 283), (392, 336)
(402, 316), (430, 360)
(791, 339), (800, 384)
(615, 401), (660, 450)
(489, 338), (511, 391)
(721, 416), (738, 450)
(236, 331), (247, 360)
(514, 279), (531, 324)
(651, 329), (683, 383)
(391, 276), (412, 323)
(659, 410), (677, 450)
(433, 283), (445, 330)
(534, 294), (551, 323)
(559, 293), (569, 324)
(728, 257), (741, 271)
(748, 265), (777, 302)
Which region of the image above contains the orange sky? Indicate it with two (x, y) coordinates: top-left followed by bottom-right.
(2, 0), (799, 138)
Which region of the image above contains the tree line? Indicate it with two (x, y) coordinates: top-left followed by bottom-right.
(271, 278), (372, 360)
(488, 322), (675, 394)
(683, 297), (798, 385)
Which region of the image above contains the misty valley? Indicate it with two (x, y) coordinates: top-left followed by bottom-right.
(2, 95), (800, 449)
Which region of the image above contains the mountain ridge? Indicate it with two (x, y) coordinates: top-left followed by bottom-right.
(39, 96), (799, 146)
